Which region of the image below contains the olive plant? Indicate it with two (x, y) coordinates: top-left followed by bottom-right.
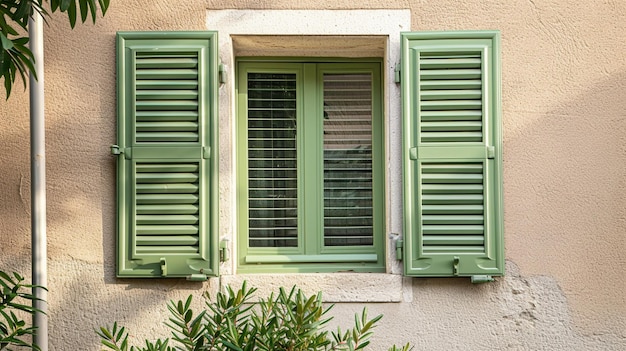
(0, 270), (44, 350)
(98, 282), (412, 351)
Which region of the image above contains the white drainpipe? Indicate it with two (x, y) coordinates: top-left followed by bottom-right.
(29, 11), (48, 351)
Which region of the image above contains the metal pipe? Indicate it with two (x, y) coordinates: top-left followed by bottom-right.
(29, 10), (48, 351)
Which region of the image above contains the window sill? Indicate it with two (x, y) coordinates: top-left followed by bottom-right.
(220, 273), (405, 302)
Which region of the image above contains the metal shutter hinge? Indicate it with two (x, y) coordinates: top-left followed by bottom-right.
(219, 239), (229, 262)
(395, 238), (404, 261)
(203, 147), (211, 159)
(394, 64), (401, 83)
(453, 256), (460, 276)
(487, 146), (495, 159)
(219, 63), (227, 84)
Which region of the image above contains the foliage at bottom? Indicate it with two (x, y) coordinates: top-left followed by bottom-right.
(0, 271), (43, 350)
(98, 282), (412, 351)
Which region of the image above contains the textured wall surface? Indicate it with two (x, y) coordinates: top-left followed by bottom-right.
(0, 0), (624, 350)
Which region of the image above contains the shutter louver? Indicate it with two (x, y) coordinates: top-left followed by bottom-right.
(116, 32), (219, 278)
(402, 31), (504, 277)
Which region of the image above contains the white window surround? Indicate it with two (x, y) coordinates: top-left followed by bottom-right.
(207, 9), (412, 302)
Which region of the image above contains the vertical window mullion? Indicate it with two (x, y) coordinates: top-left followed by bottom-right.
(300, 63), (324, 255)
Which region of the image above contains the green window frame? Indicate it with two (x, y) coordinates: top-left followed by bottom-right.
(401, 31), (504, 279)
(114, 31), (219, 279)
(236, 59), (385, 273)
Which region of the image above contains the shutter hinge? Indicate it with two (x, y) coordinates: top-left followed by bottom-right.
(219, 63), (227, 84)
(219, 239), (229, 262)
(203, 147), (211, 159)
(395, 238), (404, 260)
(487, 146), (495, 159)
(394, 64), (401, 84)
(471, 275), (494, 284)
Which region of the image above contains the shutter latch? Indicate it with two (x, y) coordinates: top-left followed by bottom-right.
(110, 145), (122, 156)
(187, 274), (208, 282)
(160, 257), (167, 277)
(453, 256), (460, 276)
(110, 145), (131, 159)
(409, 147), (418, 160)
(487, 146), (495, 159)
(471, 275), (494, 284)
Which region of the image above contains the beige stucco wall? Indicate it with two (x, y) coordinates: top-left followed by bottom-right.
(1, 0), (624, 349)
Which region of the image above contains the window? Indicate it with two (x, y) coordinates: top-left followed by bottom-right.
(113, 27), (503, 283)
(236, 60), (385, 273)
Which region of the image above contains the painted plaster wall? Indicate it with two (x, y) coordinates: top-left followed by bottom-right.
(0, 0), (624, 349)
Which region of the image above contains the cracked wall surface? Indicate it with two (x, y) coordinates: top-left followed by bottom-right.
(0, 0), (624, 350)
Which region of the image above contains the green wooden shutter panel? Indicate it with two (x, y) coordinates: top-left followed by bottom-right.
(402, 31), (504, 277)
(116, 32), (219, 278)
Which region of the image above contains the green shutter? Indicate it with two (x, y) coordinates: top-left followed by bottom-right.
(401, 31), (503, 277)
(115, 32), (219, 278)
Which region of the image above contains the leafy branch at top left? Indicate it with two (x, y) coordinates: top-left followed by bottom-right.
(0, 0), (110, 99)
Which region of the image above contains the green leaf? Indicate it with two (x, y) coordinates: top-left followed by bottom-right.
(79, 0), (88, 22)
(99, 326), (114, 339)
(99, 0), (110, 15)
(0, 34), (13, 51)
(60, 0), (72, 11)
(68, 1), (77, 28)
(101, 339), (118, 350)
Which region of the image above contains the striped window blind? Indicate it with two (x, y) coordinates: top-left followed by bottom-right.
(323, 73), (374, 246)
(247, 73), (298, 248)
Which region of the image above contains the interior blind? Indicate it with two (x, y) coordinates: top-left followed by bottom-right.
(247, 73), (298, 248)
(323, 73), (374, 246)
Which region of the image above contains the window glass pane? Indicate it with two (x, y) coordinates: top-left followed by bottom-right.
(248, 73), (298, 247)
(323, 73), (374, 246)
